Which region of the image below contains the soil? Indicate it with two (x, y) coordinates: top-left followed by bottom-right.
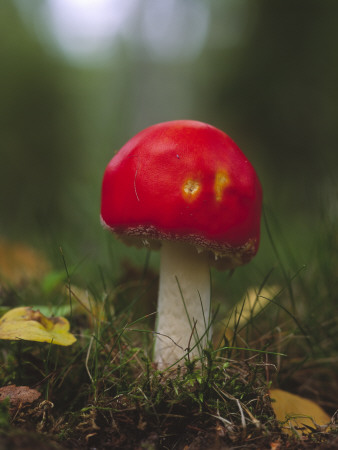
(0, 428), (337, 450)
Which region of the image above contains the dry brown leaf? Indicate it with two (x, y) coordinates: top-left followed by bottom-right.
(0, 385), (41, 406)
(0, 238), (50, 285)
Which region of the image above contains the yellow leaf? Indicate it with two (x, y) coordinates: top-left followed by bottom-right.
(215, 285), (280, 344)
(227, 285), (280, 329)
(270, 388), (331, 435)
(0, 306), (76, 346)
(64, 285), (107, 323)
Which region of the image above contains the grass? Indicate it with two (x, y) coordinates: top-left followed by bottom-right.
(0, 326), (278, 448)
(0, 212), (337, 449)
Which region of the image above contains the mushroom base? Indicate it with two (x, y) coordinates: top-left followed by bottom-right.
(154, 241), (211, 370)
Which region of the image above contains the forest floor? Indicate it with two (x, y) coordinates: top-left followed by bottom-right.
(0, 238), (337, 449)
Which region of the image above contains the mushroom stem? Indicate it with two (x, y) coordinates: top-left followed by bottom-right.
(154, 241), (211, 369)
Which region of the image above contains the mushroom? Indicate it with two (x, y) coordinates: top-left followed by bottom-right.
(100, 120), (262, 369)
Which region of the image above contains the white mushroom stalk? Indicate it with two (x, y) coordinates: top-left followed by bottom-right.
(154, 241), (211, 370)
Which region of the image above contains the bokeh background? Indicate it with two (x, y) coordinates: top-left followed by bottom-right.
(1, 0), (338, 295)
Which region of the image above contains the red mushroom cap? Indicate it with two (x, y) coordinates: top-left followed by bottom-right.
(101, 120), (262, 268)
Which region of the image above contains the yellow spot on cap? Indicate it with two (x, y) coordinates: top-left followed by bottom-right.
(214, 170), (229, 202)
(182, 179), (201, 202)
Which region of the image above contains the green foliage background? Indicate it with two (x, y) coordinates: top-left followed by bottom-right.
(1, 0), (337, 292)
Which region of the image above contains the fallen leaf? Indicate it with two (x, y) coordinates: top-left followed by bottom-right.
(0, 238), (50, 285)
(269, 388), (331, 435)
(39, 281), (112, 325)
(216, 285), (280, 344)
(0, 385), (41, 406)
(63, 285), (107, 323)
(0, 306), (76, 346)
(227, 285), (280, 329)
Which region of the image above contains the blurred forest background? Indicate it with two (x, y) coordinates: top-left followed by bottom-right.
(1, 0), (338, 296)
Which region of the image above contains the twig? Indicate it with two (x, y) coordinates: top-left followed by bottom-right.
(86, 336), (94, 384)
